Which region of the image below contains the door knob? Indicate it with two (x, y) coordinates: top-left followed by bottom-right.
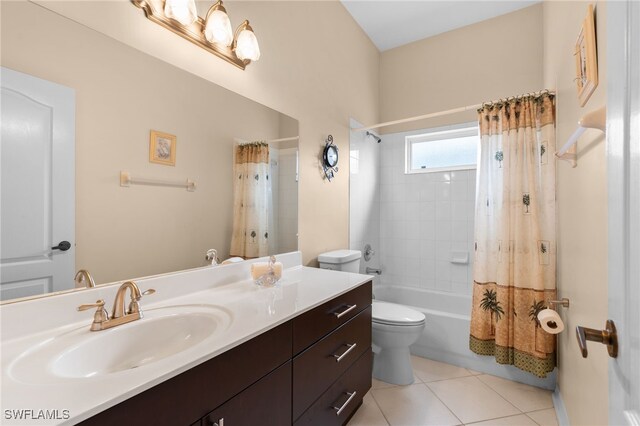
(576, 320), (618, 358)
(51, 241), (71, 251)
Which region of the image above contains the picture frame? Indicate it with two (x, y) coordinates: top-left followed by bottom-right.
(149, 130), (176, 166)
(574, 4), (598, 107)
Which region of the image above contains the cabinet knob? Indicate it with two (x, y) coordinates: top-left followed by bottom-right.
(333, 343), (357, 363)
(333, 304), (357, 319)
(332, 391), (357, 416)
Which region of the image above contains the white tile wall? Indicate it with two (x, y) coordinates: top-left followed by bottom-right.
(351, 126), (477, 296)
(277, 148), (298, 253)
(349, 120), (381, 277)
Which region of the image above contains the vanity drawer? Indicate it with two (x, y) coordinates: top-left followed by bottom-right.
(202, 361), (291, 426)
(292, 306), (371, 421)
(294, 350), (372, 426)
(292, 281), (371, 355)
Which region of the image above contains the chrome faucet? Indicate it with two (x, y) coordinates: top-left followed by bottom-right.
(77, 280), (155, 331)
(206, 249), (219, 266)
(74, 269), (96, 288)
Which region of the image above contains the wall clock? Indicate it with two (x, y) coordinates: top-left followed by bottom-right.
(322, 135), (338, 181)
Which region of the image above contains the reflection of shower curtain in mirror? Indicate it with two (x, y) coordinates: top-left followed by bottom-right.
(230, 142), (270, 258)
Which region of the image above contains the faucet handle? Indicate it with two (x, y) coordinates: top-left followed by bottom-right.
(128, 288), (156, 314)
(78, 299), (109, 331)
(77, 299), (105, 311)
(131, 288), (156, 302)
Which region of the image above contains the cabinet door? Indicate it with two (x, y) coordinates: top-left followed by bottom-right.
(203, 361), (291, 426)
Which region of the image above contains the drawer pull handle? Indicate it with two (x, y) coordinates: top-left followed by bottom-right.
(333, 343), (357, 363)
(214, 419), (224, 426)
(333, 391), (357, 416)
(333, 304), (357, 319)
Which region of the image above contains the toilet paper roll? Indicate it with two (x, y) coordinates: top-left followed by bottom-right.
(537, 308), (565, 334)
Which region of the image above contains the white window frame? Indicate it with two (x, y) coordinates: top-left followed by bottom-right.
(405, 123), (479, 174)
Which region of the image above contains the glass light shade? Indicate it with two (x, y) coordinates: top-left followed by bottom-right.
(204, 9), (233, 46)
(164, 0), (198, 26)
(235, 27), (260, 62)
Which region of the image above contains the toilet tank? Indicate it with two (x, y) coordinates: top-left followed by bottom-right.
(317, 250), (361, 273)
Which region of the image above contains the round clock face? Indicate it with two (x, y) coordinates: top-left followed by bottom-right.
(324, 145), (338, 168)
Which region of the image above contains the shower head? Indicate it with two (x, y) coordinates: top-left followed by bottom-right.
(366, 131), (382, 143)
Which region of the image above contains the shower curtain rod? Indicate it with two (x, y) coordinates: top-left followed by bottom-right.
(352, 89), (556, 132)
(234, 136), (299, 144)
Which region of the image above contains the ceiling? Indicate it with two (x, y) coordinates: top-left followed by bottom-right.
(341, 1), (540, 51)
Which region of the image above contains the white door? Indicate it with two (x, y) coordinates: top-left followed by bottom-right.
(0, 67), (75, 301)
(608, 2), (640, 424)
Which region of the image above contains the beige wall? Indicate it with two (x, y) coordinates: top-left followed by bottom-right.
(33, 0), (380, 266)
(1, 2), (296, 283)
(543, 2), (609, 424)
(379, 4), (544, 134)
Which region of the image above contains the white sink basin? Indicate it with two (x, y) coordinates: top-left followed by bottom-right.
(9, 304), (232, 384)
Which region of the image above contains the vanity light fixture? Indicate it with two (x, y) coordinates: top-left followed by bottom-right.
(203, 1), (233, 46)
(234, 20), (261, 62)
(131, 0), (260, 70)
(163, 0), (197, 26)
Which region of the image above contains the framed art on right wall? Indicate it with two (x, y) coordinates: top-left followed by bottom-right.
(575, 4), (598, 107)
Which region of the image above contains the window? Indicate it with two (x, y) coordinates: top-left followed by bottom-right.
(405, 125), (479, 174)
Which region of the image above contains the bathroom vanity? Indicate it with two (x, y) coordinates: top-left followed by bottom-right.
(1, 252), (372, 426)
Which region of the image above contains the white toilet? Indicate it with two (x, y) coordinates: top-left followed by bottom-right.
(317, 249), (362, 272)
(318, 249), (426, 386)
(371, 300), (425, 385)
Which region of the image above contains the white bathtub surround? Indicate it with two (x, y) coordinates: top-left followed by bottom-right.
(348, 121), (557, 389)
(0, 252), (371, 424)
(277, 148), (299, 253)
(470, 94), (558, 379)
(349, 118), (381, 277)
(377, 126), (476, 295)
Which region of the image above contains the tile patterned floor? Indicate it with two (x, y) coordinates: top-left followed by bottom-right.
(348, 356), (558, 426)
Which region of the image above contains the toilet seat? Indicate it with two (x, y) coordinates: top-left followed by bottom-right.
(372, 301), (426, 327)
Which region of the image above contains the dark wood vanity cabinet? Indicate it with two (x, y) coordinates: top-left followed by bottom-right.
(80, 281), (372, 426)
(292, 306), (372, 421)
(201, 361), (292, 426)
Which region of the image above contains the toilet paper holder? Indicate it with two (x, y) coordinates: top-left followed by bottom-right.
(547, 298), (570, 308)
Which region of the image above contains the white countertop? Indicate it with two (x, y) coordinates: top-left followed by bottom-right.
(0, 252), (372, 425)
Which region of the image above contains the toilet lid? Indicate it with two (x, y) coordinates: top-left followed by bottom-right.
(372, 301), (426, 326)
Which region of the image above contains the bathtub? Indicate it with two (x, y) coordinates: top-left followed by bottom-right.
(374, 285), (556, 390)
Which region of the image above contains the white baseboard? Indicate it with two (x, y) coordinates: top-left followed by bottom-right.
(552, 387), (570, 426)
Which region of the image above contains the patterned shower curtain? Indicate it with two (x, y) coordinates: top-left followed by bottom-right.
(469, 92), (557, 378)
(230, 142), (270, 258)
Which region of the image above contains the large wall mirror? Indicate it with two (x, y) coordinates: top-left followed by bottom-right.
(0, 2), (298, 302)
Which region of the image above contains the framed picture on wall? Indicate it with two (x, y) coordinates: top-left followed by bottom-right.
(574, 4), (598, 107)
(149, 130), (176, 166)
